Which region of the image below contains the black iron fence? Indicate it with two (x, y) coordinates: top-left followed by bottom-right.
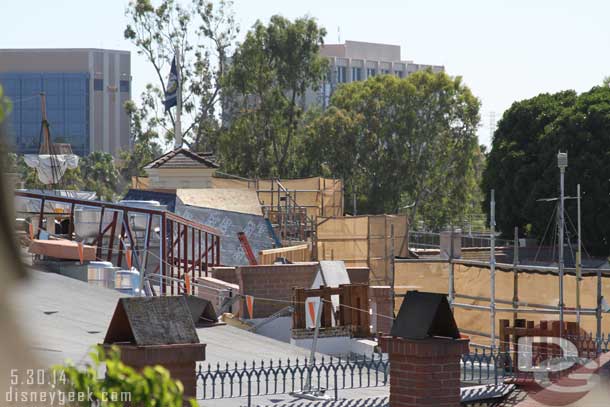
(196, 336), (610, 404)
(196, 354), (389, 404)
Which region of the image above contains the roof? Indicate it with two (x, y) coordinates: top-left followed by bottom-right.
(123, 189), (177, 212)
(175, 201), (275, 266)
(11, 270), (312, 367)
(177, 188), (262, 216)
(144, 147), (219, 170)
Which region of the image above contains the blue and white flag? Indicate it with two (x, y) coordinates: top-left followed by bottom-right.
(164, 56), (178, 111)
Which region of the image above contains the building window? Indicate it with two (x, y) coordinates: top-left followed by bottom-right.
(337, 66), (347, 83)
(351, 67), (362, 81)
(94, 79), (104, 91)
(366, 68), (376, 77)
(120, 80), (130, 92)
(395, 70), (404, 78)
(381, 69), (390, 75)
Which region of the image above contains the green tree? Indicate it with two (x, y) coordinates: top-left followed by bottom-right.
(307, 72), (481, 227)
(124, 0), (237, 151)
(80, 152), (120, 201)
(55, 345), (196, 406)
(119, 98), (163, 188)
(482, 83), (610, 255)
(220, 15), (328, 177)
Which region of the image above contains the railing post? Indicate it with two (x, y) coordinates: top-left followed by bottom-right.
(247, 374), (252, 407)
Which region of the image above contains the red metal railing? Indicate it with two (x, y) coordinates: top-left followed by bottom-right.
(15, 191), (221, 296)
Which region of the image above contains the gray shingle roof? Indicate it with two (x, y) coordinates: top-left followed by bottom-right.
(144, 147), (219, 169)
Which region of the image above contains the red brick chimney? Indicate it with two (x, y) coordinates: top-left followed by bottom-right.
(379, 335), (469, 407)
(383, 291), (469, 407)
(103, 297), (207, 400)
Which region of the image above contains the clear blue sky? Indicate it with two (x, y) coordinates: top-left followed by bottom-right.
(1, 0), (608, 146)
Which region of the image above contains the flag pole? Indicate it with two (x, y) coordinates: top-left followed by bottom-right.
(174, 46), (182, 147)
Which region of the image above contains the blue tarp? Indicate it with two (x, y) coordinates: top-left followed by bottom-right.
(123, 189), (177, 212)
(175, 199), (275, 266)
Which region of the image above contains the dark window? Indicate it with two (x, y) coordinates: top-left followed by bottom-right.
(94, 78), (104, 91)
(120, 80), (130, 92)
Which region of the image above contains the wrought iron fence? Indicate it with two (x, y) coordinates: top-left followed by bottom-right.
(196, 354), (389, 404)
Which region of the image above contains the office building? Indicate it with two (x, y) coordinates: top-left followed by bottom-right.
(0, 48), (131, 157)
(305, 40), (445, 108)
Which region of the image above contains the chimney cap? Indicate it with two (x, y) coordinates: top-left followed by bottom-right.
(104, 296), (200, 346)
(390, 291), (460, 340)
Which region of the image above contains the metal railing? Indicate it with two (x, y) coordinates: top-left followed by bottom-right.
(196, 354), (389, 404)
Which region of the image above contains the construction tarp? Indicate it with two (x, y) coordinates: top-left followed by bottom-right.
(123, 189), (177, 212)
(175, 200), (274, 266)
(317, 214), (409, 285)
(24, 154), (79, 185)
(15, 189), (97, 214)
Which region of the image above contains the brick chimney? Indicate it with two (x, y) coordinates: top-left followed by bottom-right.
(381, 291), (469, 407)
(102, 297), (206, 400)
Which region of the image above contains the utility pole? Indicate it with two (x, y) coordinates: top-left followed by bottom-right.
(174, 45), (182, 147)
(576, 184), (582, 324)
(490, 189), (496, 350)
(557, 152), (568, 338)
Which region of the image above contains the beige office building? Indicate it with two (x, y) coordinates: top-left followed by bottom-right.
(306, 40), (444, 108)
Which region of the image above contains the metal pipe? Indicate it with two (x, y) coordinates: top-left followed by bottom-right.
(490, 189), (496, 350)
(495, 307), (596, 316)
(449, 227), (455, 310)
(576, 183), (582, 324)
(558, 151), (567, 337)
(453, 303), (492, 311)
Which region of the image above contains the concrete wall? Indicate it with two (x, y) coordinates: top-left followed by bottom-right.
(195, 276), (239, 314)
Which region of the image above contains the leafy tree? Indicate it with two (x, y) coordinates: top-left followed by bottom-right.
(54, 345), (196, 406)
(124, 0), (237, 150)
(80, 152), (120, 201)
(119, 98), (163, 188)
(306, 72), (481, 227)
(220, 15), (328, 177)
(482, 83), (610, 255)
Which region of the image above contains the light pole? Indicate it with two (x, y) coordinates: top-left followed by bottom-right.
(557, 151), (568, 338)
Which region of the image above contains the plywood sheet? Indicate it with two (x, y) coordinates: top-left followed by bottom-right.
(177, 188), (262, 216)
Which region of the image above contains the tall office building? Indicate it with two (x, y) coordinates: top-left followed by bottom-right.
(0, 48), (131, 157)
(304, 40), (445, 108)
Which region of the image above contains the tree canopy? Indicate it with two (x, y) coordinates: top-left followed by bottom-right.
(482, 83), (610, 255)
(306, 72), (482, 228)
(219, 15), (327, 177)
(124, 0), (237, 150)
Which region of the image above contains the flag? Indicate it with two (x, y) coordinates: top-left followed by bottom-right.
(246, 295), (254, 319)
(164, 56), (179, 111)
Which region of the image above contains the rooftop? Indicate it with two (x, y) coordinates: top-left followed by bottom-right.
(144, 147), (219, 170)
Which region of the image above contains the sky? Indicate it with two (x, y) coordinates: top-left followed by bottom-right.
(1, 0), (609, 147)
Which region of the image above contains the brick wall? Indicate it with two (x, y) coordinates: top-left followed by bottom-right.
(380, 336), (469, 407)
(236, 263), (319, 318)
(209, 266), (238, 285)
(369, 286), (393, 334)
(195, 276), (239, 314)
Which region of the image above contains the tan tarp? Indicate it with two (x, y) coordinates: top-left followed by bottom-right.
(29, 239), (96, 261)
(317, 215), (409, 285)
(176, 188), (262, 216)
(257, 177), (343, 218)
(394, 261), (610, 347)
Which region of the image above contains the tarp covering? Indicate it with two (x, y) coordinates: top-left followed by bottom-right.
(123, 189), (177, 212)
(24, 154), (79, 185)
(15, 189), (97, 214)
(175, 199), (274, 266)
